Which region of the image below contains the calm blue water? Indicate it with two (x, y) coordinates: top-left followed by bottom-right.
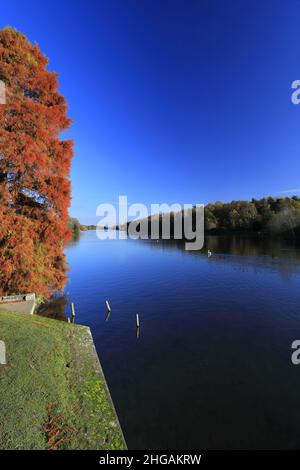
(60, 231), (300, 449)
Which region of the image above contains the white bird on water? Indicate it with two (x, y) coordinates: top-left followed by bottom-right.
(207, 250), (212, 257)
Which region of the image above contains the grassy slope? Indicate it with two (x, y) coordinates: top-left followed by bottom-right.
(0, 310), (126, 450)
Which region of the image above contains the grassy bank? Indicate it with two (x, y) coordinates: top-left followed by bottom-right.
(0, 310), (126, 450)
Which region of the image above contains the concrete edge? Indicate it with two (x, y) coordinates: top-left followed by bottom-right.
(84, 326), (127, 449)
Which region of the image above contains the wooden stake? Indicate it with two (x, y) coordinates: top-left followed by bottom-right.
(71, 303), (76, 323)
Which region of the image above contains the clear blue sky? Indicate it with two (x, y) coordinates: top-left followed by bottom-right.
(2, 0), (300, 223)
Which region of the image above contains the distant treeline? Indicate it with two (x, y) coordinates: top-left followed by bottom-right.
(205, 196), (300, 235)
(80, 224), (98, 231)
(117, 196), (300, 238)
(68, 218), (81, 239)
(68, 218), (100, 239)
(71, 197), (300, 240)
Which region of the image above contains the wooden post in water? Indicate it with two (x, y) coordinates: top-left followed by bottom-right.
(71, 303), (76, 323)
(136, 314), (140, 339)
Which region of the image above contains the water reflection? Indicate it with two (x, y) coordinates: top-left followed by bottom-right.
(38, 295), (69, 321)
(142, 235), (300, 279)
(39, 231), (300, 449)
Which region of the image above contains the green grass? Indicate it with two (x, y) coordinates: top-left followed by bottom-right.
(0, 310), (126, 450)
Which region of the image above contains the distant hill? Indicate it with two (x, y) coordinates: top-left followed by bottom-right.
(116, 196), (300, 239)
(80, 224), (97, 231)
(71, 196), (300, 240)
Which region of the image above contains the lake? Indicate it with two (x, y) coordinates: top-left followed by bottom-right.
(49, 231), (300, 449)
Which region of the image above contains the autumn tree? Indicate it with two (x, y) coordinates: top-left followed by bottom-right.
(0, 27), (74, 298)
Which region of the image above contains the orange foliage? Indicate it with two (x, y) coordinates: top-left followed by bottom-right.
(0, 28), (74, 298)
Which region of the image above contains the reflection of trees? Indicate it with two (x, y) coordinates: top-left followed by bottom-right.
(141, 235), (300, 279)
(37, 295), (69, 321)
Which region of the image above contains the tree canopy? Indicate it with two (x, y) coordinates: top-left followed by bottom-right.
(205, 196), (300, 235)
(121, 196), (300, 239)
(0, 27), (74, 297)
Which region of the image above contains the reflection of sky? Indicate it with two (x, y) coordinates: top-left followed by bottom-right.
(137, 235), (300, 280)
(61, 231), (300, 449)
(64, 232), (300, 326)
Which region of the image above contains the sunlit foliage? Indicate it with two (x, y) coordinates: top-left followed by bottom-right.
(0, 28), (74, 297)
